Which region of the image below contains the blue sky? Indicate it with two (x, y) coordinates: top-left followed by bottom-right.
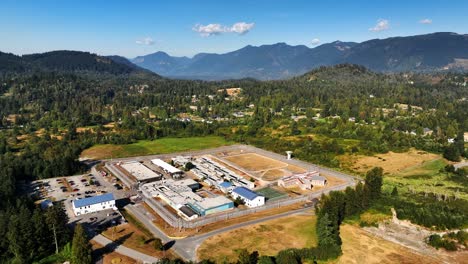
(1, 0), (467, 58)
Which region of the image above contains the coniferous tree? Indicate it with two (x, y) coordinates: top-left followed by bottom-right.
(365, 167), (383, 202)
(71, 224), (92, 264)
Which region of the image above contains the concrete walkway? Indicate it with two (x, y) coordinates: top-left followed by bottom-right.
(92, 234), (159, 264)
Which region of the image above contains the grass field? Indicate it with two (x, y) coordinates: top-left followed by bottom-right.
(331, 225), (440, 264)
(80, 136), (232, 159)
(197, 213), (317, 263)
(384, 158), (468, 200)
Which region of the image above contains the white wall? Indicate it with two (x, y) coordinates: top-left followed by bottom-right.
(232, 192), (265, 208)
(73, 200), (117, 216)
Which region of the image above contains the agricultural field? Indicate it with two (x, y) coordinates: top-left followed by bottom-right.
(333, 225), (441, 264)
(197, 213), (317, 263)
(80, 136), (232, 160)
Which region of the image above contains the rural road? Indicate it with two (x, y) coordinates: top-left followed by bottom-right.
(127, 203), (315, 262)
(92, 234), (159, 264)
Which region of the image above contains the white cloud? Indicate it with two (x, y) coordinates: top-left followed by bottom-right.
(311, 38), (321, 45)
(135, 37), (155, 45)
(369, 19), (390, 32)
(419, 18), (432, 24)
(192, 23), (226, 37)
(229, 22), (255, 35)
(193, 22), (255, 37)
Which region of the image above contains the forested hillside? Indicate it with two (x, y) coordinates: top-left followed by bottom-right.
(0, 60), (467, 262)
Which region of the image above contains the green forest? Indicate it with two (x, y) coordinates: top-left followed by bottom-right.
(0, 56), (467, 263)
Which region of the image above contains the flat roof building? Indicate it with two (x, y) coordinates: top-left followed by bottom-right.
(151, 159), (184, 178)
(120, 161), (163, 183)
(278, 171), (325, 190)
(72, 193), (116, 216)
(231, 187), (265, 208)
(141, 179), (233, 219)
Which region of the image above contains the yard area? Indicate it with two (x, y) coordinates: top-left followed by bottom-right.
(221, 152), (307, 181)
(223, 153), (288, 171)
(197, 213), (317, 263)
(80, 136), (232, 160)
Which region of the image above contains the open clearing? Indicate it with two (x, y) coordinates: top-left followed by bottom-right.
(339, 148), (440, 175)
(385, 158), (468, 200)
(221, 152), (307, 181)
(332, 224), (441, 264)
(80, 136), (232, 160)
(197, 213), (317, 263)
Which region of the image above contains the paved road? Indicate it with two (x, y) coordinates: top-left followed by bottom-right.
(127, 203), (315, 262)
(92, 234), (159, 264)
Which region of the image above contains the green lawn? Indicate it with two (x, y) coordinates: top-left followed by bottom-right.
(80, 136), (233, 159)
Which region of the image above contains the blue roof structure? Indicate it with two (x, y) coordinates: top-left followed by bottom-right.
(74, 193), (115, 208)
(219, 182), (232, 188)
(232, 187), (259, 201)
(40, 199), (53, 209)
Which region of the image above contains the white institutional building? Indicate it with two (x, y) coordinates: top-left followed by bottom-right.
(231, 187), (265, 208)
(72, 193), (117, 216)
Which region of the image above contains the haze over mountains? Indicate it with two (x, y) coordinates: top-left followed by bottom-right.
(131, 32), (468, 80)
(0, 32), (467, 81)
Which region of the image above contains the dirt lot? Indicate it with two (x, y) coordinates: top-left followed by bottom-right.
(332, 225), (441, 264)
(221, 152), (307, 181)
(197, 213), (317, 263)
(224, 153), (288, 171)
(339, 148), (440, 175)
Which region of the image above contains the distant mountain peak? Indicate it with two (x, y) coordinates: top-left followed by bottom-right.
(128, 32), (468, 80)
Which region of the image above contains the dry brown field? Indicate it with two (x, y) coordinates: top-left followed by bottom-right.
(221, 152), (307, 181)
(332, 225), (441, 264)
(339, 148), (440, 175)
(197, 213), (317, 263)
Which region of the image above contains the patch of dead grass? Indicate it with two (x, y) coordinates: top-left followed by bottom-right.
(339, 148), (440, 175)
(197, 213), (317, 263)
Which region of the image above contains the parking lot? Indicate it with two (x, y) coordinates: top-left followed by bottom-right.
(33, 174), (107, 203)
(29, 166), (132, 224)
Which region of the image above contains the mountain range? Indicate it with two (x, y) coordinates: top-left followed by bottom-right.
(0, 50), (158, 77)
(131, 32), (468, 80)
